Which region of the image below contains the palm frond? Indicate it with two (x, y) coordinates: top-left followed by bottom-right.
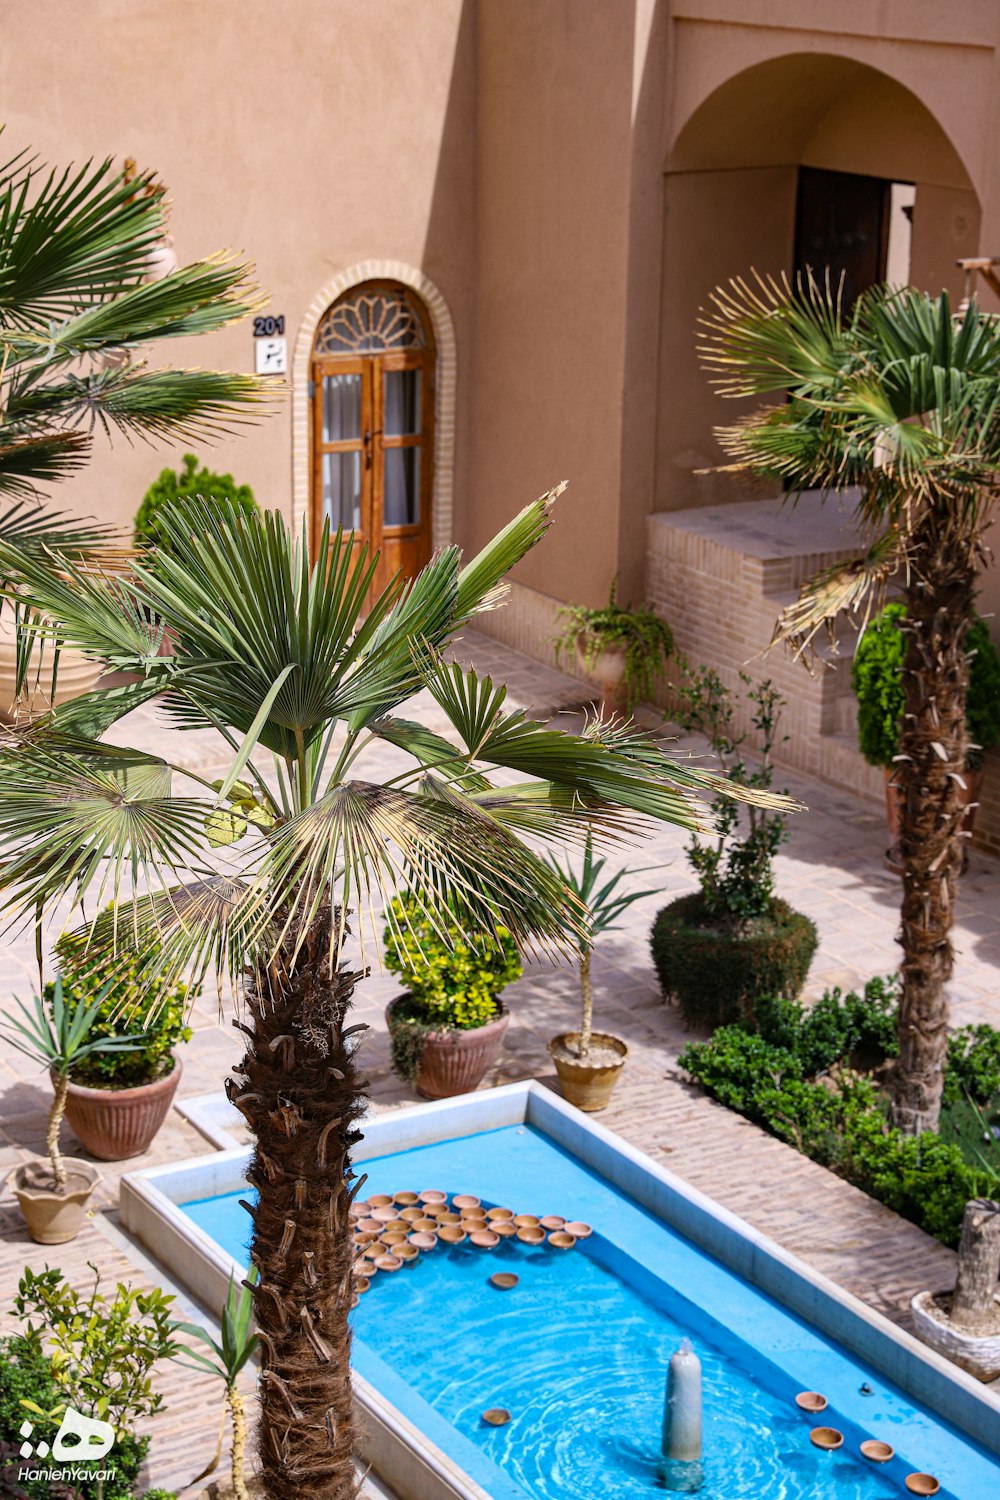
(771, 528), (906, 661)
(699, 270), (855, 399)
(0, 430), (92, 494)
(0, 496), (114, 554)
(453, 485), (562, 619)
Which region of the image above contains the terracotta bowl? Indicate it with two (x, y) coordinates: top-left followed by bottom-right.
(349, 1200), (368, 1220)
(540, 1215), (565, 1230)
(353, 1229), (380, 1246)
(514, 1214), (540, 1228)
(368, 1194), (393, 1209)
(860, 1441), (894, 1464)
(396, 1243), (419, 1264)
(355, 1276), (371, 1295)
(394, 1190), (420, 1206)
(412, 1217), (438, 1233)
(358, 1217), (383, 1234)
(904, 1477), (940, 1497)
(564, 1221), (592, 1239)
(437, 1211), (462, 1226)
(419, 1189), (447, 1205)
(470, 1229), (500, 1250)
(374, 1254), (403, 1272)
(351, 1260), (371, 1277)
(548, 1231), (576, 1250)
(379, 1233), (406, 1251)
(399, 1206), (424, 1223)
(459, 1218), (485, 1233)
(371, 1206), (399, 1223)
(810, 1428), (844, 1451)
(408, 1231), (437, 1250)
(492, 1221), (517, 1238)
(463, 1206), (487, 1222)
(490, 1272), (519, 1290)
(517, 1226), (546, 1246)
(482, 1408), (511, 1427)
(437, 1225), (467, 1245)
(452, 1194), (480, 1210)
(486, 1206), (514, 1221)
(794, 1392), (828, 1413)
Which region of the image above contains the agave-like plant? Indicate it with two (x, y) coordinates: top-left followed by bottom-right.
(700, 275), (1000, 1136)
(0, 488), (793, 1497)
(174, 1268), (260, 1500)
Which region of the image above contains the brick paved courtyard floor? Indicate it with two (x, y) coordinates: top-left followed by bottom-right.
(2, 629), (999, 1492)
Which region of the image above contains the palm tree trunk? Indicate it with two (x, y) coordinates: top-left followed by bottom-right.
(950, 1198), (1000, 1335)
(230, 909), (366, 1500)
(890, 533), (975, 1135)
(578, 949), (593, 1059)
(47, 1071), (68, 1190)
(227, 1384), (250, 1500)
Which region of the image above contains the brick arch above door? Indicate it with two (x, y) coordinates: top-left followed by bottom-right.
(291, 261), (456, 553)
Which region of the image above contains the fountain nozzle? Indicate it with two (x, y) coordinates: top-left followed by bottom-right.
(660, 1338), (704, 1492)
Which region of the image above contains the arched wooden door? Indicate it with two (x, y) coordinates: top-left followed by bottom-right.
(309, 282), (435, 598)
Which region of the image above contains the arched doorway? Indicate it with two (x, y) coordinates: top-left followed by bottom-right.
(309, 280), (435, 597)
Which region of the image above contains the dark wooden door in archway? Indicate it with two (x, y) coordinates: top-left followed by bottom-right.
(309, 282), (435, 598)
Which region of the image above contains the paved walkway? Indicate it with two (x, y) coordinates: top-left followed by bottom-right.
(1, 630), (999, 1491)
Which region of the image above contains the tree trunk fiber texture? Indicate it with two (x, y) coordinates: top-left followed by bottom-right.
(228, 909), (367, 1500)
(47, 1072), (68, 1190)
(950, 1199), (1000, 1336)
(891, 526), (976, 1136)
(227, 1385), (250, 1500)
(578, 949), (593, 1058)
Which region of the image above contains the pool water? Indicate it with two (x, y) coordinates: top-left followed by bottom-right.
(182, 1124), (999, 1500)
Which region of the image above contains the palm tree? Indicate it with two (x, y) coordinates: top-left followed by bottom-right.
(699, 275), (1000, 1134)
(0, 489), (791, 1498)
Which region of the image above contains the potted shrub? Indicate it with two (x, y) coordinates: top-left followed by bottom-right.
(0, 600), (105, 723)
(911, 1196), (1000, 1381)
(852, 603), (1000, 871)
(383, 896), (522, 1098)
(134, 453), (259, 559)
(1, 980), (145, 1243)
(47, 926), (193, 1161)
(544, 833), (657, 1110)
(651, 664), (817, 1030)
(552, 585), (673, 715)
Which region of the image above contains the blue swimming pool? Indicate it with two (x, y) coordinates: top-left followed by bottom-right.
(181, 1123), (1000, 1500)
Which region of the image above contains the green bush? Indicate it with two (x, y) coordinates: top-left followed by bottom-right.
(383, 896), (521, 1030)
(753, 975), (899, 1076)
(0, 1337), (149, 1500)
(852, 603), (1000, 770)
(680, 1007), (1000, 1248)
(943, 1023), (1000, 1107)
(46, 924), (192, 1089)
(552, 585), (674, 712)
(133, 452), (258, 557)
(650, 892), (817, 1029)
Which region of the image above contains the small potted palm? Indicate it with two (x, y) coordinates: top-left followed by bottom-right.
(544, 834), (657, 1110)
(384, 895), (522, 1098)
(174, 1269), (259, 1500)
(48, 923), (193, 1160)
(2, 979), (146, 1243)
(552, 585), (673, 715)
(852, 604), (1000, 870)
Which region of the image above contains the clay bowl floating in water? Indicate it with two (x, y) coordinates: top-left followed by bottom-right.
(490, 1272), (519, 1290)
(860, 1441), (894, 1464)
(436, 1211), (462, 1226)
(379, 1233), (406, 1252)
(459, 1218), (486, 1234)
(371, 1206), (400, 1224)
(368, 1193), (393, 1208)
(548, 1231), (577, 1250)
(437, 1225), (467, 1245)
(810, 1428), (844, 1451)
(358, 1217), (384, 1235)
(353, 1229), (380, 1247)
(514, 1214), (540, 1228)
(452, 1194), (480, 1210)
(355, 1276), (371, 1295)
(794, 1392), (828, 1414)
(564, 1221), (593, 1239)
(482, 1408), (511, 1427)
(486, 1206), (514, 1221)
(492, 1221), (517, 1238)
(396, 1243), (420, 1265)
(419, 1189), (448, 1205)
(411, 1217), (438, 1233)
(540, 1215), (565, 1231)
(393, 1190), (419, 1206)
(408, 1231), (438, 1251)
(349, 1200), (368, 1220)
(904, 1477), (940, 1497)
(463, 1206), (487, 1222)
(399, 1206), (424, 1223)
(470, 1228), (500, 1250)
(351, 1259), (372, 1277)
(517, 1226), (546, 1246)
(374, 1254), (403, 1272)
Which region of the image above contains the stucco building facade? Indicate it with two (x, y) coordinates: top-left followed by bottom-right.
(6, 0), (1000, 840)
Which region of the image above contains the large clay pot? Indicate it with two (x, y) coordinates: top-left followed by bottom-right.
(0, 610), (103, 723)
(575, 635), (628, 716)
(911, 1289), (1000, 1382)
(61, 1057), (182, 1160)
(884, 765), (984, 874)
(386, 998), (509, 1099)
(548, 1031), (627, 1111)
(7, 1159), (102, 1244)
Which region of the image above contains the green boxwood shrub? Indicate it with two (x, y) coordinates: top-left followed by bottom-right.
(679, 985), (1000, 1248)
(46, 924), (192, 1089)
(650, 892), (818, 1029)
(852, 603), (1000, 770)
(133, 452), (258, 556)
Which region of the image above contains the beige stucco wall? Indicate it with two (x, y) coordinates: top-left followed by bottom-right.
(0, 0), (477, 539)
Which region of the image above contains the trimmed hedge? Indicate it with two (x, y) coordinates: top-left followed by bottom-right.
(650, 892), (818, 1029)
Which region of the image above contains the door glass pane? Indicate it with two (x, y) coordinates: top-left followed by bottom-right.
(322, 451), (361, 531)
(322, 373), (362, 442)
(383, 448), (420, 527)
(383, 369), (421, 436)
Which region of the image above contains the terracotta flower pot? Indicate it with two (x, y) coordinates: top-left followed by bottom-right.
(61, 1057), (182, 1160)
(0, 610), (103, 723)
(7, 1159), (102, 1244)
(883, 765), (984, 874)
(385, 997), (510, 1099)
(548, 1031), (628, 1111)
(574, 635), (628, 716)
